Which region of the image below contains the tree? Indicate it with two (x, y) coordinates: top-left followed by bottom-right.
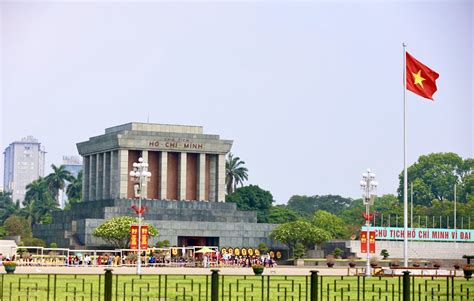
(226, 185), (274, 222)
(269, 219), (331, 254)
(287, 195), (353, 218)
(293, 243), (306, 259)
(66, 170), (83, 202)
(225, 153), (248, 194)
(3, 215), (31, 239)
(267, 205), (299, 224)
(397, 153), (472, 205)
(22, 177), (58, 225)
(92, 216), (158, 249)
(312, 210), (348, 239)
(0, 191), (19, 224)
(45, 164), (73, 206)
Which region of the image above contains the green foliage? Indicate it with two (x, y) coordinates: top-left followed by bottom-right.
(333, 247), (343, 258)
(225, 153), (249, 194)
(0, 192), (19, 224)
(312, 210), (348, 239)
(22, 177), (59, 226)
(269, 219), (331, 250)
(257, 242), (268, 252)
(397, 153), (472, 205)
(92, 216), (158, 249)
(380, 249), (389, 259)
(45, 164), (73, 206)
(49, 242), (58, 248)
(3, 215), (31, 238)
(226, 185), (274, 222)
(155, 240), (170, 248)
(267, 205), (299, 224)
(287, 195), (352, 218)
(293, 243), (306, 259)
(66, 171), (83, 203)
(21, 237), (46, 247)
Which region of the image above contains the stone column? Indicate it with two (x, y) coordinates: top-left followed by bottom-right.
(96, 153), (103, 200)
(118, 149), (129, 199)
(110, 151), (119, 199)
(89, 154), (97, 201)
(141, 150), (148, 199)
(159, 151), (168, 199)
(197, 153), (206, 201)
(178, 152), (187, 200)
(217, 154), (226, 202)
(103, 152), (111, 200)
(82, 156), (90, 201)
(208, 155), (217, 202)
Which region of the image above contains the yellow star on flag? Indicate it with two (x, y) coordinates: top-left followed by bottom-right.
(412, 70), (426, 88)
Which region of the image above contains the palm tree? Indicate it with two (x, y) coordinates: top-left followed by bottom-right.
(25, 177), (49, 203)
(0, 191), (19, 224)
(225, 153), (249, 194)
(66, 170), (83, 202)
(45, 164), (73, 206)
(20, 199), (36, 227)
(32, 194), (57, 224)
(24, 177), (52, 225)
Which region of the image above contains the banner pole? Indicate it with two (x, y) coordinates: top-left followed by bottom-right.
(403, 42), (409, 268)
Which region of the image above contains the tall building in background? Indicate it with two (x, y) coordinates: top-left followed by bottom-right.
(62, 155), (83, 178)
(59, 155), (83, 208)
(3, 136), (46, 203)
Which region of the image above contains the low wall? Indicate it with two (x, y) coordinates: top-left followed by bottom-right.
(348, 240), (474, 260)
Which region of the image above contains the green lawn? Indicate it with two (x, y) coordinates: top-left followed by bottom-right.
(0, 274), (472, 300)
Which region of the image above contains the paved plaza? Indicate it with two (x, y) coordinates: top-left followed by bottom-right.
(9, 266), (463, 277)
(11, 266), (353, 276)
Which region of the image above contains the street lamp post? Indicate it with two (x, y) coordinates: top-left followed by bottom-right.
(360, 168), (378, 277)
(129, 157), (151, 275)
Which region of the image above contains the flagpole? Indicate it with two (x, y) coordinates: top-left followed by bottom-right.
(403, 42), (408, 268)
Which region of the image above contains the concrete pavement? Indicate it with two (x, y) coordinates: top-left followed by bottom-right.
(10, 266), (355, 276)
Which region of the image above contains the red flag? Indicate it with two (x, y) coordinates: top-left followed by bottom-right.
(406, 52), (439, 100)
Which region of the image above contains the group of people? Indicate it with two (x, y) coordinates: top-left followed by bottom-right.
(219, 253), (277, 268)
(4, 249), (280, 268)
(67, 254), (120, 266)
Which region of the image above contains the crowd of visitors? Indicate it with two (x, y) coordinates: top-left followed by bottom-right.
(5, 248), (281, 268)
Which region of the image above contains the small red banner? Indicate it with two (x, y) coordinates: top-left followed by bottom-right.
(369, 231), (376, 254)
(130, 225), (139, 249)
(140, 225), (149, 250)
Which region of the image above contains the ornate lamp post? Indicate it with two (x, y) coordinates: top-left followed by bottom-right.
(129, 157), (151, 275)
(360, 168), (378, 277)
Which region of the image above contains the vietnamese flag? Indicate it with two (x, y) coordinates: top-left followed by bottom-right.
(406, 52), (439, 100)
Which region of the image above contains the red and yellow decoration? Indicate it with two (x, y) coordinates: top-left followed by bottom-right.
(360, 230), (376, 254)
(130, 225), (138, 249)
(406, 52), (439, 100)
(140, 226), (148, 249)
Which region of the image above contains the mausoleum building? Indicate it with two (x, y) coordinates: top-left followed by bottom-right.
(77, 123), (231, 203)
(34, 123), (280, 250)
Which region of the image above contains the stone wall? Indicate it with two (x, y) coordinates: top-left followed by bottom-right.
(33, 199), (279, 250)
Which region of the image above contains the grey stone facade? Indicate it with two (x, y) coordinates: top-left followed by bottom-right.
(33, 199), (280, 249)
(77, 122), (232, 202)
(33, 123), (282, 250)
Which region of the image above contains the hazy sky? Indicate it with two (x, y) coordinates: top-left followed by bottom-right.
(1, 0), (472, 204)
